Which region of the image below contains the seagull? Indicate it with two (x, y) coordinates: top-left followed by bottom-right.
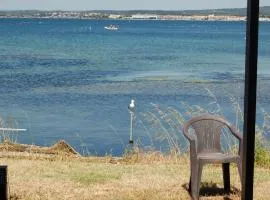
(128, 99), (135, 111)
(130, 99), (135, 108)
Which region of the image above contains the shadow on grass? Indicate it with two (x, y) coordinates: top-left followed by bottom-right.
(182, 182), (241, 200)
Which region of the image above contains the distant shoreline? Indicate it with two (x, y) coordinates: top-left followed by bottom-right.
(1, 16), (270, 22)
(1, 7), (270, 22)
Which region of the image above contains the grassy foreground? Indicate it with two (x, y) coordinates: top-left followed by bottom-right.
(0, 152), (269, 200)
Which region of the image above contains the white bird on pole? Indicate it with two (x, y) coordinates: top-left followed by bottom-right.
(128, 99), (135, 144)
(128, 99), (135, 111)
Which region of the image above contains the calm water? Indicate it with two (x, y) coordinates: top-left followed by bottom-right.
(0, 19), (270, 155)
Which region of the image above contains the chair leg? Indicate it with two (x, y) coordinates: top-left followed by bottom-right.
(190, 162), (203, 200)
(197, 164), (203, 198)
(237, 160), (242, 186)
(190, 163), (198, 200)
(222, 163), (230, 193)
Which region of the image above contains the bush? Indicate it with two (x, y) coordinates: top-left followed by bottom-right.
(255, 134), (270, 168)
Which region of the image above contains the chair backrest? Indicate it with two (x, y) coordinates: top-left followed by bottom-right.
(185, 115), (230, 154)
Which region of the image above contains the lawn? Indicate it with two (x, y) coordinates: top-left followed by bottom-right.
(0, 152), (269, 200)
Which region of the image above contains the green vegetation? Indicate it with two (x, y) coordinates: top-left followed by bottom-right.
(255, 134), (270, 168)
(71, 171), (121, 185)
(139, 87), (270, 169)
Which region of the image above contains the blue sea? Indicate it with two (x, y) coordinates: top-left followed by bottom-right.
(0, 18), (270, 155)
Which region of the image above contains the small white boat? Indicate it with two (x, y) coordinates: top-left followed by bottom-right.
(104, 25), (119, 31)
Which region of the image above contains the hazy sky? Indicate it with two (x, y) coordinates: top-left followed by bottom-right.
(1, 0), (270, 11)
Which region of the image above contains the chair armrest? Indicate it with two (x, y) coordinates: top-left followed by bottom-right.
(184, 131), (197, 142)
(228, 125), (243, 141)
(189, 139), (198, 157)
(183, 123), (198, 155)
(227, 124), (243, 156)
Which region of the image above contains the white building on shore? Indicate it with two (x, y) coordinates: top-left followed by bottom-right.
(109, 14), (122, 19)
(131, 14), (158, 20)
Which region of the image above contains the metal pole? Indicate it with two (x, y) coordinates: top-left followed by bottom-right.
(129, 112), (134, 144)
(242, 0), (260, 199)
(128, 100), (135, 145)
(0, 166), (8, 200)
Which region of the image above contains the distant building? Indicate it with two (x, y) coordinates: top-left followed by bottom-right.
(109, 14), (121, 19)
(131, 14), (158, 20)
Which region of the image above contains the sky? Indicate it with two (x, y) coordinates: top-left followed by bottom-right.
(0, 0), (270, 11)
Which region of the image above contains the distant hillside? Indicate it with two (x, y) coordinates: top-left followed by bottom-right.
(102, 6), (270, 17)
(1, 6), (270, 18)
(179, 6), (270, 17)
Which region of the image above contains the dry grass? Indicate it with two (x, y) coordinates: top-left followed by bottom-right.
(0, 152), (269, 200)
(0, 139), (79, 156)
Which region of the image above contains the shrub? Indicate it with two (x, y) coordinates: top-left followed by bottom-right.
(255, 133), (270, 168)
